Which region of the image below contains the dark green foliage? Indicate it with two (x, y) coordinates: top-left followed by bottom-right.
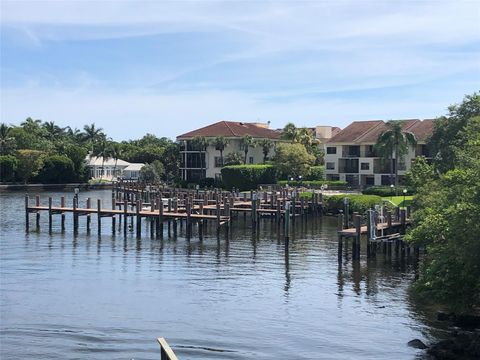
(221, 165), (277, 190)
(0, 155), (18, 182)
(406, 93), (480, 312)
(198, 177), (215, 188)
(223, 151), (243, 166)
(36, 155), (75, 183)
(428, 93), (480, 173)
(362, 186), (415, 196)
(324, 194), (383, 215)
(305, 166), (325, 180)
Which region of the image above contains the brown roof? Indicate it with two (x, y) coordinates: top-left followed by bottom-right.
(405, 119), (435, 142)
(177, 121), (281, 140)
(328, 119), (434, 144)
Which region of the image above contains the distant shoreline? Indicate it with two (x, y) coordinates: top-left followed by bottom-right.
(0, 183), (113, 192)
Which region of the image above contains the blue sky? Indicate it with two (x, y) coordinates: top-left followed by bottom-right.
(1, 1), (479, 140)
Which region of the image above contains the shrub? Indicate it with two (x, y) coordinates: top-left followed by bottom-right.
(221, 164), (277, 191)
(277, 180), (348, 189)
(305, 165), (325, 180)
(198, 177), (215, 188)
(0, 155), (18, 182)
(36, 155), (75, 184)
(324, 194), (383, 215)
(362, 186), (415, 196)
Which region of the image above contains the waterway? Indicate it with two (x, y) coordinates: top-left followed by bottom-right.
(0, 190), (439, 359)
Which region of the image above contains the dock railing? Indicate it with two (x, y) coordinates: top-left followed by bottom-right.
(158, 337), (178, 360)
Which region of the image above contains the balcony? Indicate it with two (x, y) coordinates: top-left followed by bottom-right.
(338, 159), (359, 173)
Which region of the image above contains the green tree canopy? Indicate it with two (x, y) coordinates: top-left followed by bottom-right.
(274, 143), (315, 178)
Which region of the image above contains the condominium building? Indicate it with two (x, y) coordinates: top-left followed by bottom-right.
(176, 121), (282, 182)
(324, 119), (434, 187)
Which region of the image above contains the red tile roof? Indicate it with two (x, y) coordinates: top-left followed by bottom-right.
(177, 121), (281, 140)
(328, 119), (434, 144)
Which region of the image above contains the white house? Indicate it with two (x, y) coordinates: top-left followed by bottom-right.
(86, 156), (144, 180)
(324, 119), (434, 187)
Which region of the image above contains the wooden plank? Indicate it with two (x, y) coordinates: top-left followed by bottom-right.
(157, 337), (178, 360)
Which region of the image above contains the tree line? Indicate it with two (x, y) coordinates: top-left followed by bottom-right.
(0, 119), (180, 184)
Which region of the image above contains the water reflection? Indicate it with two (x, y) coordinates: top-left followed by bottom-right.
(0, 190), (438, 360)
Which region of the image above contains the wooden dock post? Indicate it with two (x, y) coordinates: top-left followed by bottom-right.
(123, 199), (128, 235)
(112, 197), (116, 235)
(284, 201), (291, 243)
(60, 196), (65, 231)
(186, 198), (192, 238)
(25, 195), (29, 232)
(86, 198), (91, 233)
(337, 213), (344, 260)
(97, 199), (102, 235)
(48, 197), (53, 233)
(136, 200), (141, 238)
(354, 214), (362, 259)
(73, 197), (79, 233)
(35, 195), (40, 230)
(158, 198), (164, 238)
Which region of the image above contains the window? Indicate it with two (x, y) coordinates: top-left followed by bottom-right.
(326, 162), (335, 170)
(249, 156), (254, 164)
(361, 162), (370, 170)
(214, 157), (223, 168)
(327, 147), (337, 154)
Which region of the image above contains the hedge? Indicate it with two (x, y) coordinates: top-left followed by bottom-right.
(277, 180), (348, 188)
(362, 186), (415, 196)
(221, 165), (277, 191)
(305, 166), (325, 180)
(324, 194), (383, 215)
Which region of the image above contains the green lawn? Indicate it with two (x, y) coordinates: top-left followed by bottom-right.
(382, 195), (414, 207)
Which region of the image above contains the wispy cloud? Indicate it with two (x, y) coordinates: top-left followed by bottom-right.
(1, 0), (479, 138)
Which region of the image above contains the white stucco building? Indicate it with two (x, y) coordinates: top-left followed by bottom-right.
(176, 121), (283, 182)
(86, 156), (144, 181)
(324, 119), (434, 187)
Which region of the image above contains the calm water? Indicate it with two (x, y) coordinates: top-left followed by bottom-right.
(0, 190), (438, 359)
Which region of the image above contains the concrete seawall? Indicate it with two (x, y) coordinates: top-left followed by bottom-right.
(0, 183), (113, 192)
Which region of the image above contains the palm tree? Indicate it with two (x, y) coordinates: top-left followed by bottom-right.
(93, 138), (112, 179)
(281, 123), (299, 142)
(110, 142), (123, 180)
(298, 127), (315, 148)
(192, 136), (209, 179)
(83, 123), (104, 151)
(42, 121), (65, 141)
(241, 135), (256, 164)
(0, 123), (16, 155)
(258, 138), (273, 163)
(213, 136), (229, 167)
(21, 118), (42, 133)
(375, 120), (417, 190)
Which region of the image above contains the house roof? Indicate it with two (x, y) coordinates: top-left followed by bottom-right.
(86, 156), (131, 167)
(177, 121), (281, 140)
(124, 163), (145, 171)
(327, 119), (435, 144)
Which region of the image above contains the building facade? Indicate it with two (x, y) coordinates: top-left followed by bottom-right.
(177, 121), (283, 182)
(324, 119), (434, 187)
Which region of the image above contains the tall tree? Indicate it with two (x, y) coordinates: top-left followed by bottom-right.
(428, 92), (480, 173)
(110, 142), (123, 180)
(281, 123), (299, 142)
(93, 138), (112, 179)
(0, 123), (16, 155)
(375, 120), (417, 189)
(213, 136), (229, 167)
(241, 135), (255, 164)
(83, 123), (104, 151)
(42, 121), (65, 141)
(258, 138), (273, 163)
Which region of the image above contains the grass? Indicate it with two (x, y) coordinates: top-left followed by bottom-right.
(382, 195), (414, 208)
